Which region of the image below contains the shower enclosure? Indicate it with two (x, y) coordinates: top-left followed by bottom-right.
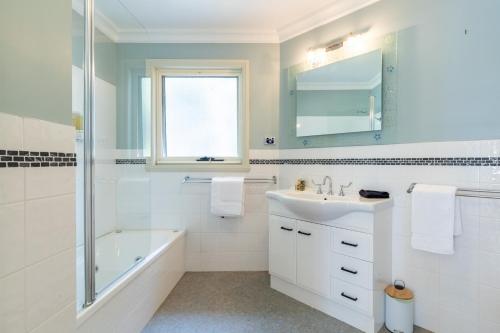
(74, 0), (155, 311)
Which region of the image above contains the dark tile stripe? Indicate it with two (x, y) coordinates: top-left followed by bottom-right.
(112, 157), (500, 166)
(115, 158), (147, 165)
(249, 157), (500, 166)
(0, 149), (76, 168)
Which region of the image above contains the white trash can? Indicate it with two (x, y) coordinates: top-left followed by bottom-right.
(385, 280), (414, 333)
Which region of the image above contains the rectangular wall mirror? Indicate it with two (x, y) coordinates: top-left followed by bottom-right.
(296, 49), (382, 137)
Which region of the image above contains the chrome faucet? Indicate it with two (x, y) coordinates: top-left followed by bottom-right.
(323, 176), (333, 195)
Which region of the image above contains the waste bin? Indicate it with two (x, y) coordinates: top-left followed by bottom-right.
(384, 280), (414, 333)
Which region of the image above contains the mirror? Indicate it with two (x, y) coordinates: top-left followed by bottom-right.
(296, 49), (382, 137)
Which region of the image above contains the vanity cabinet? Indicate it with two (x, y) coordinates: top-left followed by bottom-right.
(266, 191), (392, 333)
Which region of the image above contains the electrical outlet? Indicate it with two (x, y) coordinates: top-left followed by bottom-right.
(265, 137), (275, 145)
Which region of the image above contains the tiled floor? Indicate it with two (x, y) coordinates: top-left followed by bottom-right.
(143, 272), (431, 333)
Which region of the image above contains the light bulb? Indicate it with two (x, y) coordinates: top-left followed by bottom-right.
(307, 48), (326, 67)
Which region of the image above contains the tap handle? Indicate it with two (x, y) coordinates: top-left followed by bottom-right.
(339, 182), (353, 196)
(342, 182), (353, 189)
(311, 180), (323, 194)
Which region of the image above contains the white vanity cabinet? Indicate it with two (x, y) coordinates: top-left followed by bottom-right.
(266, 190), (392, 333)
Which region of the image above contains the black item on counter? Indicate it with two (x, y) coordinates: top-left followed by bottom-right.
(359, 189), (390, 199)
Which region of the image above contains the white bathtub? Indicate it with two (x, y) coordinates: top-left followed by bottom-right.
(76, 229), (185, 333)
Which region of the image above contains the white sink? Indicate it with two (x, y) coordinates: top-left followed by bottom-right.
(266, 190), (392, 222)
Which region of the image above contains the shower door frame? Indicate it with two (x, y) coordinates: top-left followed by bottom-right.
(83, 0), (96, 308)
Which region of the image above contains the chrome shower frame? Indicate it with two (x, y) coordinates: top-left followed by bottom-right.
(83, 0), (96, 308)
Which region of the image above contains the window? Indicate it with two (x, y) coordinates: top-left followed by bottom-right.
(148, 59), (249, 169)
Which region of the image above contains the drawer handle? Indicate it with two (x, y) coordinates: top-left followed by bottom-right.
(341, 292), (358, 302)
(280, 226), (293, 231)
(298, 231), (311, 236)
(340, 267), (358, 275)
(341, 240), (358, 247)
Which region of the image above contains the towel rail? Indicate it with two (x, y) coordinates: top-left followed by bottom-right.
(407, 182), (500, 199)
(183, 176), (277, 184)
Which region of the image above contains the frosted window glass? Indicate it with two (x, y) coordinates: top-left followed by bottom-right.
(163, 77), (239, 158)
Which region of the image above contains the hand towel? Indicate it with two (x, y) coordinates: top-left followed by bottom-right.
(411, 184), (462, 254)
(211, 177), (245, 217)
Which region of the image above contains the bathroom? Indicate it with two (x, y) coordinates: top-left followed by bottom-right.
(1, 0), (499, 332)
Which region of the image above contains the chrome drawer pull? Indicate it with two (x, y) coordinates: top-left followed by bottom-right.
(341, 292), (358, 302)
(340, 267), (358, 275)
(298, 231), (311, 236)
(280, 226), (293, 231)
(341, 240), (358, 247)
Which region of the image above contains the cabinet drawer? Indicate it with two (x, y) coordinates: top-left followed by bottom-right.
(330, 253), (373, 289)
(331, 278), (373, 315)
(332, 228), (373, 262)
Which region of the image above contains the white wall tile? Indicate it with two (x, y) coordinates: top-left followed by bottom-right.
(0, 203), (24, 278)
(0, 168), (24, 204)
(25, 195), (75, 265)
(30, 302), (76, 333)
(479, 284), (500, 325)
(0, 112), (23, 150)
(25, 249), (75, 331)
(479, 251), (500, 287)
(439, 308), (478, 333)
(23, 118), (75, 153)
(0, 270), (25, 333)
(479, 217), (500, 254)
(1, 115), (76, 333)
(25, 167), (75, 199)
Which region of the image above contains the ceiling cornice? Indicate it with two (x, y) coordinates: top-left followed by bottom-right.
(277, 0), (381, 42)
(115, 29), (279, 44)
(72, 0), (379, 44)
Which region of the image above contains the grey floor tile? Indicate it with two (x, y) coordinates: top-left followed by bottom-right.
(143, 272), (431, 333)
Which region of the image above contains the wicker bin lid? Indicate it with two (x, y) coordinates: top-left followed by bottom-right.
(385, 280), (414, 300)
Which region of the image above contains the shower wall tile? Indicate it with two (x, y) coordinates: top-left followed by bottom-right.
(0, 168), (24, 204)
(30, 302), (76, 333)
(0, 202), (25, 278)
(23, 117), (75, 153)
(0, 112), (76, 333)
(25, 248), (75, 331)
(25, 161), (75, 199)
(0, 270), (25, 333)
(25, 195), (75, 265)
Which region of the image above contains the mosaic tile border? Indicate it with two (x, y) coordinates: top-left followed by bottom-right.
(114, 157), (500, 166)
(250, 157), (500, 166)
(115, 158), (147, 165)
(0, 149), (76, 168)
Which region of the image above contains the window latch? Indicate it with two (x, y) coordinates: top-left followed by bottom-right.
(196, 156), (225, 162)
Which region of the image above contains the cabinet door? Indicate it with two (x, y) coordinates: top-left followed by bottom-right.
(296, 220), (330, 297)
(269, 215), (297, 284)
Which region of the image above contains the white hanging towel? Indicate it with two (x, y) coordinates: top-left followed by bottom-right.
(211, 177), (245, 217)
(411, 184), (462, 254)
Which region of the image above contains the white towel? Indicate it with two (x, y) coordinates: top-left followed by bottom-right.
(211, 177), (245, 217)
(411, 184), (462, 255)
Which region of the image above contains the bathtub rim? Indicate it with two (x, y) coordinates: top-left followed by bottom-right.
(76, 229), (186, 327)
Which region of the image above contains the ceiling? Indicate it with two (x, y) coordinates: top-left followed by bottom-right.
(73, 0), (379, 43)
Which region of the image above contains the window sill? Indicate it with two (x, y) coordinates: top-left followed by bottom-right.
(145, 161), (250, 172)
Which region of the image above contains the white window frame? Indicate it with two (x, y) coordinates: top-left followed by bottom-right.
(147, 59), (249, 171)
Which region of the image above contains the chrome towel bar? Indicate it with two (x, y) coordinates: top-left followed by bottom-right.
(407, 182), (500, 199)
(183, 176), (277, 184)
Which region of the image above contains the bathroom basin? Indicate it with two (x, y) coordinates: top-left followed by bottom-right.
(266, 190), (392, 222)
